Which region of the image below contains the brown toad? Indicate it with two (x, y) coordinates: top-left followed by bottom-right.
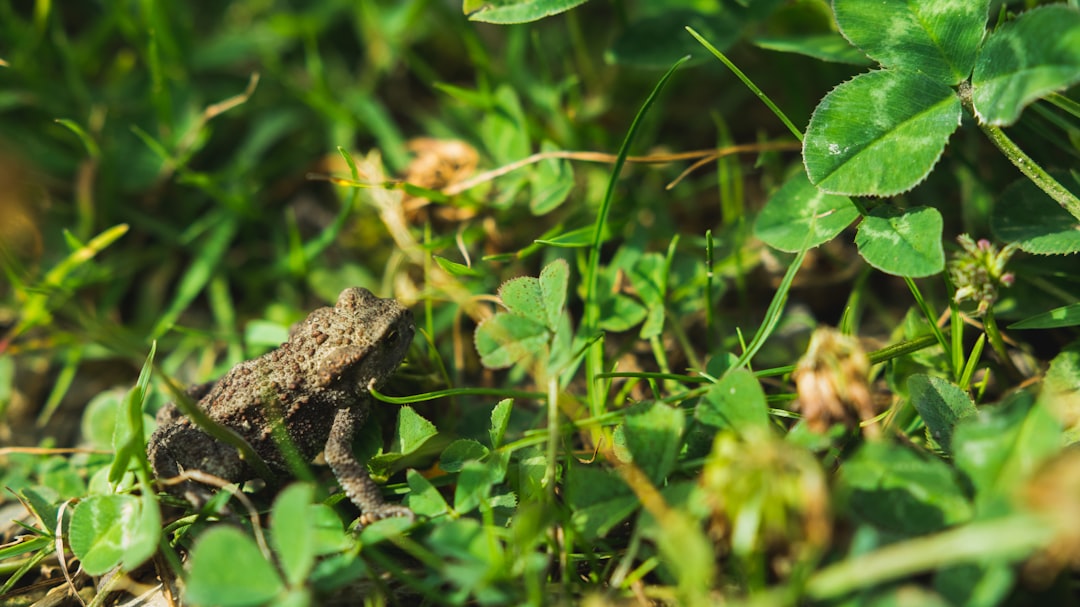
(147, 287), (415, 522)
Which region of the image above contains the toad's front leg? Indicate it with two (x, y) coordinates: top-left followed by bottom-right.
(323, 405), (414, 524)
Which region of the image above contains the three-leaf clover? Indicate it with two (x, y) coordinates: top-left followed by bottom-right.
(804, 1), (1080, 199)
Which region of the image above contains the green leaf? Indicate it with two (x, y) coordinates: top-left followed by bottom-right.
(621, 402), (684, 484)
(754, 169), (860, 252)
(990, 173), (1080, 255)
(66, 491), (157, 575)
(596, 293), (647, 332)
(696, 369), (770, 436)
(855, 205), (945, 277)
(952, 392), (1062, 513)
(489, 399), (512, 448)
(480, 85), (530, 164)
(594, 268), (648, 332)
(804, 69), (960, 196)
(752, 33), (872, 66)
(65, 488), (156, 574)
(69, 495), (137, 575)
(972, 5), (1080, 126)
(425, 518), (508, 602)
(838, 442), (972, 535)
(538, 259), (569, 331)
(908, 374), (977, 452)
(499, 276), (546, 325)
(530, 141), (574, 214)
(271, 483), (316, 586)
(124, 490), (160, 575)
(566, 465), (637, 539)
(434, 256), (484, 277)
(934, 562), (1015, 607)
(309, 504), (351, 555)
(440, 439), (490, 473)
(834, 0), (987, 85)
(394, 406), (439, 455)
(185, 526), (285, 607)
(110, 343), (157, 486)
(534, 225), (600, 248)
(357, 514), (414, 545)
(474, 261), (572, 372)
(474, 314), (549, 369)
(454, 453), (509, 514)
(54, 118), (102, 159)
(1009, 303), (1080, 329)
(81, 390), (124, 451)
(465, 0), (589, 24)
(627, 253), (666, 339)
(270, 589), (311, 607)
(20, 488), (59, 534)
(406, 470), (451, 520)
(607, 9), (740, 69)
(517, 454), (547, 503)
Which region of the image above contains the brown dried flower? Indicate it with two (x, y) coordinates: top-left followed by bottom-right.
(403, 137), (478, 194)
(792, 327), (878, 437)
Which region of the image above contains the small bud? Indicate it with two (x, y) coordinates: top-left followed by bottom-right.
(948, 234), (1018, 317)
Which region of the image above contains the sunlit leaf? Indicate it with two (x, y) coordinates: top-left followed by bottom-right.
(804, 70), (960, 197)
(465, 0), (590, 24)
(855, 205), (944, 277)
(753, 33), (871, 66)
(972, 5), (1080, 126)
(834, 0), (987, 84)
(185, 527), (284, 606)
(755, 169), (859, 252)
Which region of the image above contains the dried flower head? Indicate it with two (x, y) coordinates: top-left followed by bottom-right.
(403, 137), (478, 193)
(948, 234), (1018, 317)
(792, 327), (878, 437)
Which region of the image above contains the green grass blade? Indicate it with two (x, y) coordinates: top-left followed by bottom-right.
(687, 26), (803, 142)
(583, 55), (688, 418)
(585, 55), (689, 328)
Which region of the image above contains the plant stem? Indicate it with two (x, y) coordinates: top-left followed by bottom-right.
(979, 122), (1080, 220)
(903, 276), (953, 374)
(805, 514), (1053, 600)
(983, 311), (1022, 379)
(545, 375), (559, 504)
(958, 82), (1080, 221)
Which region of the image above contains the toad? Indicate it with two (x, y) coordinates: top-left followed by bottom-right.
(147, 287), (415, 523)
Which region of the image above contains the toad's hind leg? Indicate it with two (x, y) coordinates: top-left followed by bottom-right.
(147, 423), (247, 508)
(323, 405), (414, 524)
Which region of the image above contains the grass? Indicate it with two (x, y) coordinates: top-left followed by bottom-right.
(3, 1), (1080, 606)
